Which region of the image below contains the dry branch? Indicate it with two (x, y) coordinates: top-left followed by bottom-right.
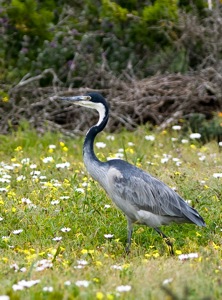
(1, 69), (222, 135)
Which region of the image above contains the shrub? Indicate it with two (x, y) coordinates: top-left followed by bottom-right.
(0, 0), (220, 85)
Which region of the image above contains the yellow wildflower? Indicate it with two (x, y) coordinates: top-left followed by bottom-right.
(136, 162), (142, 168)
(2, 257), (8, 262)
(152, 252), (160, 258)
(212, 242), (220, 250)
(15, 146), (22, 152)
(25, 253), (38, 261)
(81, 249), (88, 254)
(2, 96), (9, 102)
(7, 191), (16, 198)
(95, 261), (103, 267)
(123, 263), (130, 269)
(174, 171), (181, 176)
(135, 227), (144, 234)
(96, 292), (104, 300)
(107, 293), (114, 300)
(126, 148), (134, 154)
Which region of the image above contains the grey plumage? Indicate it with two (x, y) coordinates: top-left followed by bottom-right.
(59, 92), (206, 254)
(106, 159), (204, 226)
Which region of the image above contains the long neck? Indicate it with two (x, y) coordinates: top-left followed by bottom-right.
(83, 126), (103, 163)
(83, 106), (109, 172)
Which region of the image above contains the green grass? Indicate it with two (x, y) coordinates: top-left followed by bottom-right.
(0, 125), (222, 299)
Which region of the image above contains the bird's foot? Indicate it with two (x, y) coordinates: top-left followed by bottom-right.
(164, 237), (174, 256)
(125, 245), (131, 255)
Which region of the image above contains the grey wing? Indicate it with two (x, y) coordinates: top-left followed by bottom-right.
(113, 171), (187, 218)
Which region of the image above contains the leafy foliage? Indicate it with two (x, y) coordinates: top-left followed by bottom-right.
(0, 0), (219, 84)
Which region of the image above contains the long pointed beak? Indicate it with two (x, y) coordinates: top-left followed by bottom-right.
(58, 95), (91, 102)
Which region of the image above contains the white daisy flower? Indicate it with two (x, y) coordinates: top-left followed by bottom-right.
(104, 234), (114, 239)
(190, 133), (201, 139)
(104, 204), (111, 209)
(35, 259), (53, 271)
(162, 278), (173, 285)
(181, 139), (189, 144)
(51, 200), (60, 205)
(116, 285), (132, 292)
(111, 265), (123, 270)
(172, 125), (181, 130)
(56, 162), (70, 169)
(30, 171), (41, 176)
(17, 175), (26, 181)
(106, 135), (115, 141)
(171, 137), (178, 141)
(43, 286), (53, 292)
(178, 253), (198, 260)
(52, 236), (62, 241)
(21, 158), (30, 164)
(42, 157), (53, 163)
(61, 227), (71, 232)
(0, 295), (10, 300)
(49, 145), (56, 149)
(75, 280), (90, 287)
(145, 135), (155, 141)
(12, 229), (23, 235)
(30, 164), (37, 169)
(95, 142), (106, 148)
(213, 173), (222, 178)
(12, 279), (40, 291)
(76, 260), (88, 265)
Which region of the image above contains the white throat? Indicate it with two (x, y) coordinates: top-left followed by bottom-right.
(76, 101), (106, 126)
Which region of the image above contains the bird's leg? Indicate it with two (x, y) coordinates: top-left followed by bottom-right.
(125, 218), (133, 254)
(154, 228), (174, 255)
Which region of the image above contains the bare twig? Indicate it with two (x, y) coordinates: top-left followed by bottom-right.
(2, 70), (222, 135)
(12, 69), (61, 90)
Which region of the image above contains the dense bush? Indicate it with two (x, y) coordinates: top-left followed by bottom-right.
(0, 0), (57, 80)
(0, 0), (221, 86)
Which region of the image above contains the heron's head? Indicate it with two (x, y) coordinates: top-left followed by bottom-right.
(59, 92), (107, 111)
(59, 92), (109, 126)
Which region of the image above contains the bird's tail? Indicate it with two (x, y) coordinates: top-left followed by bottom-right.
(184, 206), (206, 227)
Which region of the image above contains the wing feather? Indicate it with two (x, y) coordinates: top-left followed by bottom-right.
(110, 162), (187, 217)
(105, 160), (205, 226)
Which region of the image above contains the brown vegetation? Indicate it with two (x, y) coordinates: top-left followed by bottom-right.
(1, 68), (221, 135)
